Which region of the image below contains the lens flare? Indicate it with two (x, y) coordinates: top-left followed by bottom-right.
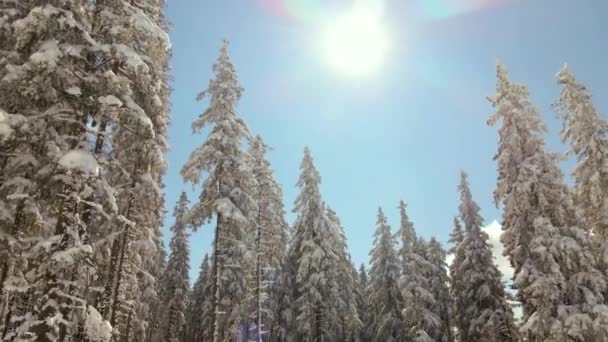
(256, 0), (509, 23)
(283, 0), (323, 23)
(256, 0), (324, 23)
(418, 0), (509, 19)
(255, 0), (290, 18)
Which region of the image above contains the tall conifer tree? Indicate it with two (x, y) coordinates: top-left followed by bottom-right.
(181, 40), (257, 342)
(554, 65), (608, 240)
(186, 255), (214, 342)
(426, 238), (453, 342)
(452, 172), (517, 342)
(367, 207), (403, 342)
(288, 147), (341, 341)
(159, 192), (191, 342)
(247, 135), (289, 341)
(326, 206), (361, 341)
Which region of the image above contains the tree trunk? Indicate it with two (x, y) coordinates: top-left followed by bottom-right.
(256, 195), (263, 342)
(212, 213), (222, 342)
(100, 162), (137, 326)
(0, 199), (25, 338)
(110, 210), (133, 327)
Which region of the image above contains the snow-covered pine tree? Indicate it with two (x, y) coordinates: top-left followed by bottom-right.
(0, 106), (37, 339)
(402, 236), (442, 342)
(288, 147), (341, 341)
(447, 217), (463, 341)
(116, 3), (171, 339)
(181, 40), (256, 342)
(425, 238), (453, 342)
(488, 60), (561, 316)
(0, 1), (44, 330)
(24, 156), (99, 342)
(395, 200), (452, 342)
(0, 1), (123, 340)
(554, 64), (608, 240)
(487, 60), (556, 279)
(447, 217), (463, 255)
(367, 207), (403, 342)
(396, 200), (440, 341)
(397, 200), (416, 270)
(186, 254), (214, 342)
(326, 206), (362, 341)
(247, 135), (289, 341)
(147, 243), (167, 342)
(158, 192), (191, 342)
(271, 248), (294, 342)
(488, 62), (608, 340)
(355, 263), (371, 342)
(0, 0), (170, 340)
(452, 171), (517, 342)
(554, 66), (608, 333)
(91, 0), (171, 339)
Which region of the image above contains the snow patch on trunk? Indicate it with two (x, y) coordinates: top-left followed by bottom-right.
(98, 95), (123, 107)
(85, 306), (112, 342)
(58, 149), (99, 176)
(66, 86), (82, 96)
(30, 40), (62, 67)
(0, 109), (13, 140)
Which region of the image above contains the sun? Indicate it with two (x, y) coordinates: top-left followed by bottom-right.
(323, 10), (389, 77)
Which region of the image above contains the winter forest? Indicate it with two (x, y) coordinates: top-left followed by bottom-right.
(1, 1), (608, 342)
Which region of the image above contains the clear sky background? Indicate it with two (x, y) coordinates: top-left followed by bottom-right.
(163, 0), (608, 281)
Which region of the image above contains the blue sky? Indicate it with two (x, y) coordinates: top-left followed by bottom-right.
(163, 0), (608, 280)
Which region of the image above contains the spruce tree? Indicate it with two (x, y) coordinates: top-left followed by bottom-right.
(186, 254), (214, 342)
(398, 200), (450, 341)
(402, 236), (441, 342)
(397, 200), (416, 270)
(554, 65), (608, 240)
(271, 249), (294, 342)
(159, 192), (191, 342)
(488, 60), (566, 317)
(91, 0), (171, 339)
(288, 147), (341, 341)
(452, 172), (517, 342)
(0, 1), (118, 340)
(247, 135), (289, 340)
(0, 0), (170, 340)
(426, 238), (453, 342)
(0, 5), (46, 331)
(356, 264), (371, 342)
(326, 206), (361, 341)
(447, 217), (463, 255)
(447, 217), (464, 341)
(367, 207), (403, 342)
(181, 40), (256, 342)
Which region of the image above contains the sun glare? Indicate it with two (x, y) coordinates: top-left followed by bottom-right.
(324, 10), (389, 77)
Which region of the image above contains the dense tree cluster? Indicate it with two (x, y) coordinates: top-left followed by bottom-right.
(174, 56), (608, 342)
(1, 4), (608, 341)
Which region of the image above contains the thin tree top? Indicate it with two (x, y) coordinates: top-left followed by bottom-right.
(554, 64), (608, 155)
(293, 146), (322, 213)
(193, 40), (245, 133)
(487, 61), (545, 133)
(458, 171), (483, 232)
(171, 191), (191, 232)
